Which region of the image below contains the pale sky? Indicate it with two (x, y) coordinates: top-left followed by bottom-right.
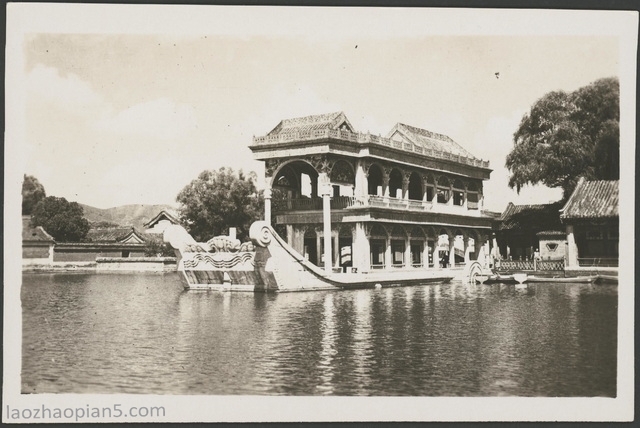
(11, 6), (624, 213)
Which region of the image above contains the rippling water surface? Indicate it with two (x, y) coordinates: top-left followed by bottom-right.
(21, 273), (617, 396)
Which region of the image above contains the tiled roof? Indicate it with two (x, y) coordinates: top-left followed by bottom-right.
(86, 227), (147, 243)
(267, 112), (354, 136)
(22, 216), (55, 243)
(143, 209), (180, 228)
(388, 123), (478, 160)
(498, 202), (564, 232)
(482, 210), (503, 220)
(560, 178), (619, 219)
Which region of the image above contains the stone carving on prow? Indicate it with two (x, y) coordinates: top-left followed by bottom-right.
(204, 236), (256, 253)
(163, 224), (207, 253)
(249, 221), (273, 247)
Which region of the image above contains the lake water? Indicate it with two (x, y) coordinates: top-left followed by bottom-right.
(21, 272), (617, 396)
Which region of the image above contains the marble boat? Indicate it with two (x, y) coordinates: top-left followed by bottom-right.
(164, 221), (454, 292)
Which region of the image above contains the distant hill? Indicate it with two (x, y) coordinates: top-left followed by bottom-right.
(80, 204), (178, 229)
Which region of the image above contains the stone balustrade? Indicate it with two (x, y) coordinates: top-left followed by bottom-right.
(273, 195), (485, 216)
(252, 128), (490, 169)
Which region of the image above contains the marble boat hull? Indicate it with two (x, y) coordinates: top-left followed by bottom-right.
(166, 222), (454, 292)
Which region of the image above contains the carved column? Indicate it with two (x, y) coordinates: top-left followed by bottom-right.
(402, 172), (411, 201)
(319, 173), (333, 273)
(353, 222), (369, 272)
(286, 224), (294, 248)
(463, 183), (468, 210)
(425, 240), (432, 268)
(448, 233), (456, 267)
(385, 237), (392, 270)
(382, 167), (391, 202)
(355, 159), (369, 204)
(263, 159), (279, 223)
(463, 234), (471, 264)
(405, 238), (411, 268)
(264, 185), (272, 225)
(566, 224), (579, 267)
(422, 177), (429, 204)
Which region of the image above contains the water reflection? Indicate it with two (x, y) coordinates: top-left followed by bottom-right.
(22, 274), (617, 396)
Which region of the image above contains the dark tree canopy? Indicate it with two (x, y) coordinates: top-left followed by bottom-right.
(22, 174), (47, 215)
(506, 77), (619, 199)
(31, 196), (90, 242)
(144, 236), (175, 257)
(176, 167), (263, 242)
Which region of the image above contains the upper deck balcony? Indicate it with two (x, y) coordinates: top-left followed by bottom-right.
(273, 195), (483, 217)
(252, 128), (490, 170)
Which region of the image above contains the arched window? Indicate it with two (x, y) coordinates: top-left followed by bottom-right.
(367, 164), (384, 196)
(408, 172), (422, 200)
(452, 179), (465, 206)
(388, 169), (403, 199)
(368, 223), (387, 269)
(436, 176), (451, 204)
(425, 174), (435, 202)
(467, 181), (479, 210)
(330, 160), (355, 186)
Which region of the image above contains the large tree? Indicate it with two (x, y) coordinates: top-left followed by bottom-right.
(176, 167), (263, 242)
(506, 77), (619, 199)
(22, 174), (47, 215)
(31, 196), (90, 242)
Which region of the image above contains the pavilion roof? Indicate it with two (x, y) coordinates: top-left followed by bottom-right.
(387, 123), (479, 160)
(86, 226), (148, 244)
(266, 111), (354, 136)
(498, 202), (564, 232)
(22, 216), (55, 243)
(143, 209), (180, 228)
(560, 178), (619, 220)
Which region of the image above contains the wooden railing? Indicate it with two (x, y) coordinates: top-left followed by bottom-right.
(252, 128), (490, 168)
(497, 260), (535, 271)
(536, 259), (565, 271)
(497, 258), (565, 271)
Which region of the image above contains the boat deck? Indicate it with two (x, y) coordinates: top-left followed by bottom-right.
(327, 269), (456, 289)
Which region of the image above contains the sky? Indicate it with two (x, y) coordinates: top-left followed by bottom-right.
(11, 6), (623, 213)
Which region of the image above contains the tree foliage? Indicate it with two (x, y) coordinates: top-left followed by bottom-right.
(176, 167), (263, 242)
(22, 175), (47, 215)
(144, 236), (175, 257)
(31, 196), (90, 242)
(506, 77), (619, 199)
